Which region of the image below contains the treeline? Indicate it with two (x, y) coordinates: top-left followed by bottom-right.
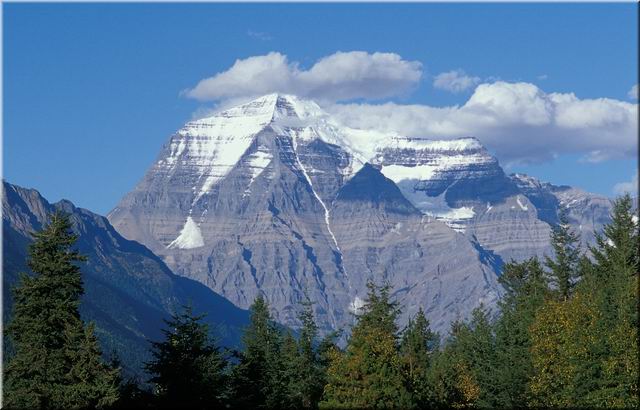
(3, 196), (638, 409)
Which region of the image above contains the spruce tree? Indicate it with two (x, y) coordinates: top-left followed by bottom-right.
(529, 291), (601, 407)
(443, 307), (499, 408)
(425, 321), (481, 408)
(3, 212), (119, 409)
(545, 208), (581, 300)
(493, 258), (548, 407)
(292, 297), (324, 409)
(145, 305), (227, 409)
(231, 296), (284, 409)
(320, 282), (412, 409)
(280, 332), (303, 409)
(399, 308), (438, 407)
(585, 194), (638, 406)
(529, 195), (639, 407)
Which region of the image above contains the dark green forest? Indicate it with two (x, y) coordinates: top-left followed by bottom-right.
(3, 195), (638, 409)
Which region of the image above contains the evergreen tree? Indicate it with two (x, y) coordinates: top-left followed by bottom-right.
(425, 321), (480, 409)
(316, 330), (341, 380)
(3, 212), (119, 409)
(290, 297), (325, 409)
(545, 208), (582, 300)
(492, 258), (548, 407)
(320, 282), (412, 409)
(399, 308), (438, 407)
(528, 291), (601, 407)
(145, 305), (227, 409)
(231, 296), (284, 409)
(529, 195), (639, 408)
(582, 194), (638, 406)
(280, 331), (303, 409)
(437, 307), (499, 408)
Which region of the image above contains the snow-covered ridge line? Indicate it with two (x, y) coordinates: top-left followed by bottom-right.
(160, 94), (499, 211)
(180, 95), (492, 171)
(382, 136), (484, 152)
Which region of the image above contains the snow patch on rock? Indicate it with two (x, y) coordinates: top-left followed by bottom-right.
(168, 217), (205, 249)
(246, 149), (273, 184)
(349, 296), (366, 315)
(381, 164), (437, 182)
(516, 196), (529, 211)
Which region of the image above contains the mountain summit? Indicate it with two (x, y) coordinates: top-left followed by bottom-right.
(108, 94), (612, 336)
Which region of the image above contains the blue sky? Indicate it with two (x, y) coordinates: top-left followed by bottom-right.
(4, 2), (638, 214)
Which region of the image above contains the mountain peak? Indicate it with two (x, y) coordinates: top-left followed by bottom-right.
(198, 93), (324, 124)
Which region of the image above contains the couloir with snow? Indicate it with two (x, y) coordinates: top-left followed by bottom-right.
(107, 94), (614, 337)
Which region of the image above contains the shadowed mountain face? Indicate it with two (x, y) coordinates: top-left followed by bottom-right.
(108, 93), (614, 337)
(2, 181), (249, 378)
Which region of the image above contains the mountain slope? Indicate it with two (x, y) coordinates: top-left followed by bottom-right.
(2, 181), (250, 378)
(108, 94), (505, 336)
(108, 93), (615, 337)
(330, 164), (501, 331)
(511, 173), (614, 248)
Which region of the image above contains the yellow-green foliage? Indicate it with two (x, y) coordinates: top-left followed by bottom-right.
(321, 325), (408, 409)
(320, 283), (412, 409)
(452, 362), (481, 409)
(529, 292), (600, 407)
(529, 195), (639, 408)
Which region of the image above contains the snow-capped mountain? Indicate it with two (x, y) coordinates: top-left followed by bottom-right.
(108, 93), (613, 336)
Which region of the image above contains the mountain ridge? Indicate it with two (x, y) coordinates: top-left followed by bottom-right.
(2, 180), (250, 378)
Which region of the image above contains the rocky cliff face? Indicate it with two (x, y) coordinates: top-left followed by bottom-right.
(108, 93), (612, 336)
(3, 181), (249, 377)
(511, 173), (614, 249)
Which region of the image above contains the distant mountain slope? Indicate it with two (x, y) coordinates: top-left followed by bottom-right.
(510, 173), (614, 248)
(2, 181), (250, 378)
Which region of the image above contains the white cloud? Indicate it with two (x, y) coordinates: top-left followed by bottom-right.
(328, 81), (638, 164)
(629, 84), (638, 100)
(537, 74), (548, 81)
(613, 173), (638, 196)
(182, 52), (637, 166)
(433, 69), (480, 93)
(185, 51), (422, 102)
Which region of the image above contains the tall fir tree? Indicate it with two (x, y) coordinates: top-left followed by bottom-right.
(432, 306), (499, 408)
(529, 195), (639, 408)
(289, 297), (325, 409)
(279, 332), (302, 409)
(399, 308), (438, 407)
(493, 258), (548, 407)
(145, 305), (227, 409)
(544, 208), (582, 300)
(425, 321), (481, 409)
(320, 282), (412, 409)
(528, 291), (602, 407)
(3, 212), (119, 409)
(581, 194), (638, 406)
(231, 295), (285, 409)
